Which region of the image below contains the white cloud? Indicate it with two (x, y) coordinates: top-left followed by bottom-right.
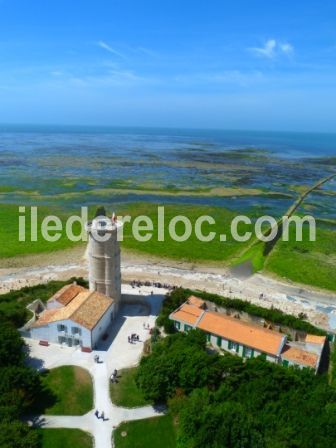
(251, 39), (277, 58)
(250, 39), (294, 58)
(279, 43), (294, 55)
(97, 41), (126, 59)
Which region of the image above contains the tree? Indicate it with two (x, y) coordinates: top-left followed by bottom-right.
(0, 366), (41, 414)
(0, 318), (25, 368)
(0, 421), (39, 448)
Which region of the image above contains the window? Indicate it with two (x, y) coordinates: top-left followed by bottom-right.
(58, 336), (66, 344)
(282, 359), (289, 367)
(216, 336), (222, 347)
(243, 346), (254, 358)
(206, 333), (211, 342)
(228, 341), (239, 352)
(71, 327), (81, 336)
(184, 324), (192, 332)
(57, 324), (67, 332)
(175, 321), (181, 330)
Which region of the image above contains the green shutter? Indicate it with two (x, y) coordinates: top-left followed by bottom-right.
(206, 333), (211, 342)
(217, 336), (222, 347)
(228, 340), (233, 350)
(243, 347), (255, 358)
(282, 359), (289, 367)
(235, 343), (239, 353)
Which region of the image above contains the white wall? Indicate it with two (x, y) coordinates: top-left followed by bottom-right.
(30, 318), (91, 348)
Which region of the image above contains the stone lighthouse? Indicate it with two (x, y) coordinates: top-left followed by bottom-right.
(86, 211), (122, 311)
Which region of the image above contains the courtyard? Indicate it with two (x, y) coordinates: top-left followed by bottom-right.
(26, 287), (167, 448)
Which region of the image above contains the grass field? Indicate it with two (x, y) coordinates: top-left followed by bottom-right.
(0, 202), (252, 264)
(0, 202), (335, 292)
(0, 204), (82, 258)
(120, 203), (251, 263)
(35, 366), (93, 415)
(265, 224), (336, 292)
(114, 415), (176, 448)
(110, 368), (151, 408)
(38, 428), (93, 448)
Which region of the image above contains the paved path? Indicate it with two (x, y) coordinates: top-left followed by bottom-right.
(26, 291), (166, 448)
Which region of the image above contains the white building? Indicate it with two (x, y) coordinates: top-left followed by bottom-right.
(170, 296), (326, 372)
(30, 283), (115, 350)
(28, 214), (122, 350)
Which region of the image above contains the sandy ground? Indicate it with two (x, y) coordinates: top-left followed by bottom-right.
(1, 246), (336, 332)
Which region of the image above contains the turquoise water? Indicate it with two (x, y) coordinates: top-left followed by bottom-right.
(0, 125), (335, 219)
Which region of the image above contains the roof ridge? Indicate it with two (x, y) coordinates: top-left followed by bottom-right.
(194, 309), (206, 328)
(68, 290), (93, 320)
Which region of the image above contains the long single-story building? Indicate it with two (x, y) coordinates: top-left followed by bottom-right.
(170, 296), (326, 372)
(29, 283), (116, 350)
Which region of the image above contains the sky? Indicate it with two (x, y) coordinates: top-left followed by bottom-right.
(0, 0), (336, 131)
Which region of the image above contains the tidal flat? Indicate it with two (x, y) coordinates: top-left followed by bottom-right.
(0, 126), (335, 291)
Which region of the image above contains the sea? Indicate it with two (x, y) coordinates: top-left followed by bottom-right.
(0, 125), (335, 220)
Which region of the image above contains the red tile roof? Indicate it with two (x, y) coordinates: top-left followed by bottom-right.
(170, 303), (204, 326)
(281, 344), (318, 369)
(187, 296), (206, 308)
(33, 287), (113, 330)
(197, 310), (284, 356)
(48, 284), (86, 306)
(304, 334), (326, 345)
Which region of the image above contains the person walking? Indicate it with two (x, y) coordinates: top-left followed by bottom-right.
(95, 409), (99, 419)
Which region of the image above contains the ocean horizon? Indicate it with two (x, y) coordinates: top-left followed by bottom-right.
(0, 124), (335, 158)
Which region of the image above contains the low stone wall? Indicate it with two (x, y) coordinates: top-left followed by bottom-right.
(19, 299), (46, 333)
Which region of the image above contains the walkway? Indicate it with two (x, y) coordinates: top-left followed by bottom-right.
(26, 291), (166, 448)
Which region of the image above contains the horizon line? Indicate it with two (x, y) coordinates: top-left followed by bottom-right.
(0, 122), (335, 136)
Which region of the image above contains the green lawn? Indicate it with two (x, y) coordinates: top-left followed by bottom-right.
(34, 366), (93, 415)
(114, 415), (176, 448)
(38, 428), (93, 448)
(120, 203), (251, 263)
(265, 224), (336, 292)
(110, 368), (151, 408)
(0, 204), (82, 259)
(0, 202), (252, 264)
(1, 201), (335, 293)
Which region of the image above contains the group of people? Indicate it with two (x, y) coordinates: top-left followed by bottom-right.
(128, 333), (140, 344)
(94, 409), (107, 421)
(130, 280), (177, 290)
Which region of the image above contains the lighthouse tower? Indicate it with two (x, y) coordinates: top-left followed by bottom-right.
(86, 212), (122, 310)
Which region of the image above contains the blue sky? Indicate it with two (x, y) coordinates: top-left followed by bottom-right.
(0, 0), (336, 131)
